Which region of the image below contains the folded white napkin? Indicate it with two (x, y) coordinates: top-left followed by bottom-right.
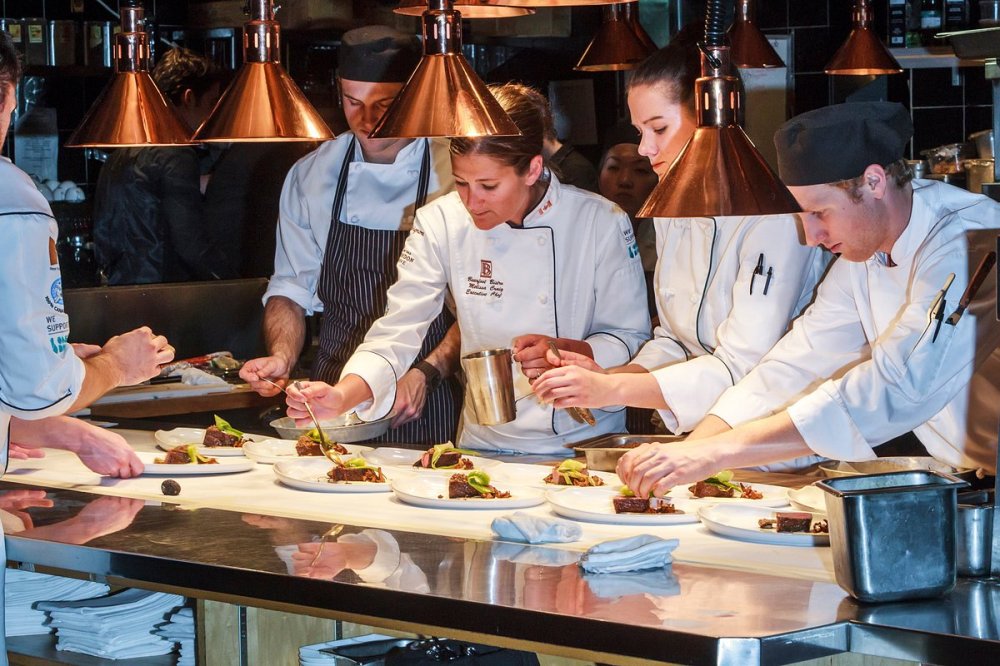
(583, 569), (681, 599)
(491, 511), (581, 544)
(176, 367), (228, 386)
(578, 535), (679, 574)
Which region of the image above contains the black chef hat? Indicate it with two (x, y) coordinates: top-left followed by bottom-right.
(774, 102), (913, 186)
(338, 26), (420, 84)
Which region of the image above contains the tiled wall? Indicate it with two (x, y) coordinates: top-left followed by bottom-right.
(758, 0), (993, 157)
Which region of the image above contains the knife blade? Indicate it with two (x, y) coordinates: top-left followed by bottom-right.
(545, 341), (597, 427)
(945, 251), (997, 326)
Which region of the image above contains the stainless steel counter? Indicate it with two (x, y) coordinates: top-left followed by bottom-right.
(5, 480), (1000, 666)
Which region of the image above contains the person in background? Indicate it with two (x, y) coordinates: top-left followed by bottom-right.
(284, 83), (650, 455)
(239, 26), (462, 443)
(541, 102), (599, 193)
(533, 37), (828, 440)
(92, 47), (232, 285)
(619, 102), (1000, 498)
(1, 31), (174, 657)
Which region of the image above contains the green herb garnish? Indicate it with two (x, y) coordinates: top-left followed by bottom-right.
(619, 485), (636, 497)
(186, 445), (215, 464)
(467, 471), (492, 496)
(214, 414), (244, 438)
(703, 470), (740, 492)
(429, 442), (479, 468)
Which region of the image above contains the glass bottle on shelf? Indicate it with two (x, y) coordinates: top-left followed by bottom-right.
(920, 0), (945, 44)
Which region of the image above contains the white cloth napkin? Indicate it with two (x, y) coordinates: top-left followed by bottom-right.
(491, 511), (581, 544)
(176, 367), (228, 386)
(583, 569), (681, 598)
(578, 535), (679, 574)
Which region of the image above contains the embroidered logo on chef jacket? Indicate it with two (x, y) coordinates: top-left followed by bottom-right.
(48, 237), (58, 267)
(466, 259), (504, 299)
(480, 260), (492, 278)
(622, 225), (640, 260)
(44, 277), (65, 314)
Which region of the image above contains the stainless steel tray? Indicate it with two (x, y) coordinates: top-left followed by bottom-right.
(572, 433), (683, 472)
(939, 27), (1000, 59)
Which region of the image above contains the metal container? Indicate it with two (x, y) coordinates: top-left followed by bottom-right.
(22, 18), (47, 66)
(268, 414), (391, 443)
(907, 159), (928, 179)
(82, 21), (112, 68)
(461, 348), (516, 426)
(47, 20), (77, 66)
(819, 456), (979, 483)
(956, 503), (994, 576)
(817, 471), (968, 603)
(969, 129), (994, 159)
(573, 433), (683, 471)
(963, 158), (995, 193)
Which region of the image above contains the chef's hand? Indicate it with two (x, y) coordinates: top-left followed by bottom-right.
(285, 380), (348, 424)
(70, 424), (144, 478)
(533, 363), (614, 409)
(240, 355), (291, 397)
(513, 335), (594, 382)
(290, 538), (376, 580)
(391, 369), (427, 428)
(617, 440), (722, 499)
(0, 490), (53, 531)
(100, 326), (175, 386)
(71, 342), (103, 359)
(49, 496), (144, 544)
(8, 443), (46, 460)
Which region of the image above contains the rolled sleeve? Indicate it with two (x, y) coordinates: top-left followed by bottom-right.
(652, 354), (735, 433)
(340, 351), (398, 421)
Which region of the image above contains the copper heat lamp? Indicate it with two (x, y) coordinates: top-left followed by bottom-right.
(394, 0), (534, 18)
(575, 3), (655, 72)
(194, 0), (334, 141)
(66, 0), (191, 147)
(727, 0), (784, 68)
(825, 0), (903, 75)
(638, 0), (800, 218)
(623, 1), (657, 52)
(370, 0), (520, 138)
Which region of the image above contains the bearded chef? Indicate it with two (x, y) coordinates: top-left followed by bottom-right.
(240, 26), (462, 443)
(285, 83), (651, 455)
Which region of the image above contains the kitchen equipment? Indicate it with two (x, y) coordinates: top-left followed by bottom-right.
(925, 172), (968, 188)
(268, 414), (392, 443)
(22, 18), (46, 66)
(47, 20), (77, 66)
(908, 159), (929, 179)
(83, 21), (112, 68)
(957, 503), (994, 576)
(545, 341), (596, 426)
(573, 433), (683, 472)
(922, 142), (976, 174)
(819, 456), (979, 483)
(980, 0), (1000, 25)
(969, 129), (994, 158)
(817, 470), (969, 602)
(461, 348), (516, 426)
(963, 158), (995, 192)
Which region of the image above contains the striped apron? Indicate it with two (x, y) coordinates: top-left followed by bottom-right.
(313, 138), (460, 444)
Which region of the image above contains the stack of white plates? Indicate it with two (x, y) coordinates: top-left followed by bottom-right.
(299, 633), (399, 665)
(36, 588), (185, 659)
(153, 605), (195, 666)
(4, 570), (109, 637)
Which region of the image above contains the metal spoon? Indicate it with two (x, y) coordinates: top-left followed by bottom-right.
(309, 524), (344, 568)
(290, 381), (339, 463)
(545, 341), (597, 426)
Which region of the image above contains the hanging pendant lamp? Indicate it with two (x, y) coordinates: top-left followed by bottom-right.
(66, 0), (191, 147)
(394, 0), (534, 18)
(575, 3), (655, 72)
(370, 0), (520, 139)
(825, 0), (903, 75)
(728, 0), (784, 68)
(193, 0), (333, 142)
(638, 0), (799, 218)
(623, 1), (657, 52)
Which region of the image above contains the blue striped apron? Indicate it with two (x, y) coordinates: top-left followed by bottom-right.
(313, 138), (460, 444)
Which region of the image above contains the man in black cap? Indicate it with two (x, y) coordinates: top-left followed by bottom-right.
(616, 101), (1000, 496)
(241, 26), (462, 443)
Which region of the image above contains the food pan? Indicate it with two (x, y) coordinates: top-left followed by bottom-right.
(269, 414), (392, 443)
(572, 434), (682, 472)
(820, 456), (979, 484)
(817, 471), (968, 603)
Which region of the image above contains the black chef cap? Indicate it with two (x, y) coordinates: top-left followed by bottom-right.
(338, 26), (420, 84)
(774, 102), (913, 186)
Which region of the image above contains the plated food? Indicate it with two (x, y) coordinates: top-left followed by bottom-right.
(545, 487), (698, 525)
(413, 442), (478, 470)
(295, 430), (348, 456)
(363, 446), (501, 472)
(155, 416), (262, 457)
(391, 475), (544, 509)
(273, 459), (391, 493)
(543, 459), (604, 487)
(155, 445), (218, 465)
(612, 487), (676, 514)
(328, 457), (386, 484)
(689, 471), (762, 499)
(242, 438), (372, 464)
(137, 452), (254, 476)
(758, 512), (829, 534)
(203, 416), (249, 448)
(447, 472), (510, 499)
(698, 504), (830, 546)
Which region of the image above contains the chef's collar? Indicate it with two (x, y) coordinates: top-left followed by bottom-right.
(349, 131), (422, 165)
(516, 169), (561, 228)
(876, 180), (927, 268)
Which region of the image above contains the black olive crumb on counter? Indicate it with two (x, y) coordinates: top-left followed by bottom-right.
(161, 479), (181, 496)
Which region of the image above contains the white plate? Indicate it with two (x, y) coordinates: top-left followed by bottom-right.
(242, 438), (373, 464)
(273, 459), (391, 493)
(545, 487), (699, 525)
(497, 462), (620, 489)
(391, 475), (544, 509)
(363, 446), (502, 472)
(138, 451), (255, 475)
(675, 482), (790, 507)
(154, 427), (258, 457)
(787, 485), (828, 513)
(698, 504), (829, 547)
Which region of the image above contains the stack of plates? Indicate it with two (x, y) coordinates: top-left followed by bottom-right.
(36, 588), (185, 659)
(4, 571), (109, 637)
(153, 605), (195, 666)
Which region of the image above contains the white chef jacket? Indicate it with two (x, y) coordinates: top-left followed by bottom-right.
(0, 157), (87, 662)
(264, 133), (454, 314)
(711, 180), (1000, 472)
(342, 175), (652, 454)
(631, 215), (829, 433)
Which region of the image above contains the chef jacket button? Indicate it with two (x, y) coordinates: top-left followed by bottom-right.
(350, 215), (360, 223)
(689, 294), (699, 304)
(538, 294), (548, 304)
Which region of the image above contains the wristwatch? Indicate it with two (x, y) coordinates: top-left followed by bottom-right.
(413, 360), (442, 392)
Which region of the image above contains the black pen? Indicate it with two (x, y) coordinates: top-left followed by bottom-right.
(763, 267), (773, 295)
(750, 253), (764, 295)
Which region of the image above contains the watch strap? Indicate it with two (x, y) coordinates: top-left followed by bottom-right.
(413, 360), (442, 392)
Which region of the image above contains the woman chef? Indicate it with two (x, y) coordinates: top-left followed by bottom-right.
(533, 36), (829, 437)
(286, 83), (650, 455)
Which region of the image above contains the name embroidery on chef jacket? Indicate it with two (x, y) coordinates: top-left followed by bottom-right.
(466, 258), (504, 299)
(622, 224), (640, 260)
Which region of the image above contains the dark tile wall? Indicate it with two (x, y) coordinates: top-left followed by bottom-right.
(759, 0), (993, 157)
